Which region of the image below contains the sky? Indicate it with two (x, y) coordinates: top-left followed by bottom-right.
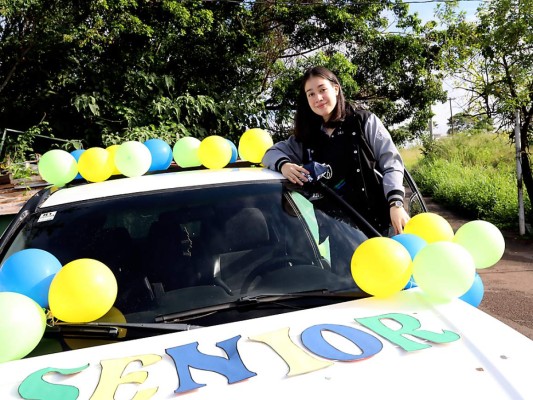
(406, 0), (482, 135)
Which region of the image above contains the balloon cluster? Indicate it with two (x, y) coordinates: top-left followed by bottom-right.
(0, 249), (117, 363)
(351, 213), (505, 306)
(38, 129), (273, 186)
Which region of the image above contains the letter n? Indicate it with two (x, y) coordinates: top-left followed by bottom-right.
(165, 335), (256, 394)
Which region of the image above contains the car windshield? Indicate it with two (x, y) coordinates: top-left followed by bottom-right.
(2, 181), (370, 324)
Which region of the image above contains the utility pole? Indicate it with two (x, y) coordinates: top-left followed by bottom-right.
(515, 110), (525, 236)
(448, 98), (455, 135)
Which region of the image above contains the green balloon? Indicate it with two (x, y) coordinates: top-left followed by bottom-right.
(412, 242), (476, 301)
(0, 292), (47, 362)
(114, 141), (152, 177)
(453, 220), (505, 269)
(38, 149), (78, 187)
(173, 137), (202, 167)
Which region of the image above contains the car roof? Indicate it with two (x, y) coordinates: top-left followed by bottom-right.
(40, 167), (284, 208)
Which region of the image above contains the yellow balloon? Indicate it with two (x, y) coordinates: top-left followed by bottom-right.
(105, 144), (122, 175)
(404, 212), (454, 243)
(77, 147), (115, 182)
(198, 135), (232, 169)
(49, 258), (118, 323)
(351, 237), (413, 297)
(97, 306), (126, 323)
(238, 128), (273, 163)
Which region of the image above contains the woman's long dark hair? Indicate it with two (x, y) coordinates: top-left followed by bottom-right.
(294, 66), (348, 143)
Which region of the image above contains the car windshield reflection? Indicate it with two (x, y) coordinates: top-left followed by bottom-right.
(3, 181), (370, 324)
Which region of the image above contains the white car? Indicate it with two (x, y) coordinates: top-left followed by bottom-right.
(0, 165), (531, 399)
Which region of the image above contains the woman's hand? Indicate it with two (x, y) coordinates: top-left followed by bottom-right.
(280, 163), (310, 186)
(390, 206), (410, 235)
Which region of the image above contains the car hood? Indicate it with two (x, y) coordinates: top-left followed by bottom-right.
(0, 288), (531, 399)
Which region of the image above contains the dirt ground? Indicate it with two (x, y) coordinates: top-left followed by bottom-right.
(424, 197), (533, 340)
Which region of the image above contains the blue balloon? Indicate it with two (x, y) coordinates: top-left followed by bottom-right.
(460, 273), (484, 307)
(70, 149), (85, 180)
(403, 275), (418, 290)
(0, 248), (62, 308)
(391, 233), (427, 260)
(227, 139), (238, 163)
(144, 139), (172, 171)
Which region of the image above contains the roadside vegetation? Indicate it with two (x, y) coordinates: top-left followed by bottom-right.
(405, 132), (531, 231)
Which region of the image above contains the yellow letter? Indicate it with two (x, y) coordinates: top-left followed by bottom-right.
(249, 327), (333, 376)
(90, 354), (161, 400)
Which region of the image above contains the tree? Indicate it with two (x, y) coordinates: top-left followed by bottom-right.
(437, 0), (533, 223)
(447, 111), (493, 135)
(0, 0), (447, 154)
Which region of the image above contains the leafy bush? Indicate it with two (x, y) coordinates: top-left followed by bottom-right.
(411, 131), (531, 230)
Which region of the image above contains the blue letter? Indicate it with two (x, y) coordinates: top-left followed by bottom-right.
(301, 324), (383, 361)
(165, 335), (256, 394)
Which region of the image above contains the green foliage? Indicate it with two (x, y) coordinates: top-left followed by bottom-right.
(0, 0), (445, 153)
(448, 112), (494, 135)
(436, 0), (533, 210)
(412, 132), (531, 230)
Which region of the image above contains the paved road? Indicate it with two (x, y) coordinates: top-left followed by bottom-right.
(424, 198), (533, 340)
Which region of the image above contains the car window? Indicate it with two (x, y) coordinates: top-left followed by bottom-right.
(0, 181), (369, 323)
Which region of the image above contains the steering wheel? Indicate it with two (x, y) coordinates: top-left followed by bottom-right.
(240, 255), (315, 294)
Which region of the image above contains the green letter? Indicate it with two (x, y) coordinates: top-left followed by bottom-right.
(356, 313), (460, 351)
(19, 365), (89, 400)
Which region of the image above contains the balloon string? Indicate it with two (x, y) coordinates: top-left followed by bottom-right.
(45, 309), (58, 327)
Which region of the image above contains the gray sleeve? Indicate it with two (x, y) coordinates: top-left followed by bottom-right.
(364, 114), (405, 202)
(261, 135), (305, 172)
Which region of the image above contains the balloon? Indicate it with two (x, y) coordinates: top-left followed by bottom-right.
(391, 233), (427, 260)
(453, 220), (505, 269)
(198, 135), (232, 169)
(412, 241), (476, 301)
(144, 138), (173, 171)
(227, 139), (238, 163)
(114, 141), (152, 177)
(0, 248), (62, 308)
(105, 144), (122, 175)
(38, 149), (78, 187)
(70, 149), (86, 180)
(97, 306), (126, 323)
(173, 137), (202, 167)
(351, 237), (413, 297)
(0, 292), (47, 362)
(403, 276), (418, 290)
(404, 212), (454, 243)
(77, 147), (115, 182)
(460, 273), (484, 307)
(238, 128), (273, 163)
(49, 258), (118, 323)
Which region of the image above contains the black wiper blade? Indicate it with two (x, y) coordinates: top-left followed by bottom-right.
(155, 289), (367, 323)
(48, 322), (202, 339)
(238, 289), (367, 303)
(86, 322), (203, 331)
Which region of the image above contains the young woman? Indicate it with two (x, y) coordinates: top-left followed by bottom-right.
(262, 66), (409, 235)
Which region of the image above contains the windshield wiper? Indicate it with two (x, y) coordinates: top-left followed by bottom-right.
(238, 289), (367, 303)
(47, 322), (202, 339)
(155, 288), (367, 323)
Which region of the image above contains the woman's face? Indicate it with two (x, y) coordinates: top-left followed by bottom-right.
(304, 75), (339, 121)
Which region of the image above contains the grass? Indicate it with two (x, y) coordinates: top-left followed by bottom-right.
(399, 145), (423, 170)
(407, 131), (531, 231)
